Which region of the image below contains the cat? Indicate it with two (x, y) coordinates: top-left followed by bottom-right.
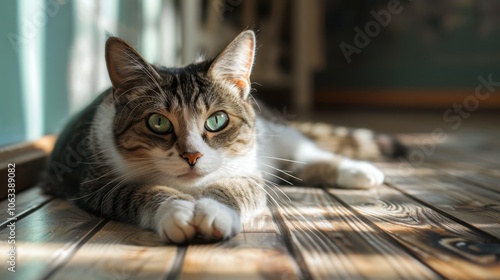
(42, 30), (403, 243)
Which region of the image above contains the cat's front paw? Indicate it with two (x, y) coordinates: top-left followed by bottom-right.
(337, 159), (384, 189)
(155, 199), (196, 243)
(194, 198), (241, 241)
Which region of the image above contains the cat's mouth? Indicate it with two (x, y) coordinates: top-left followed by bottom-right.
(178, 170), (207, 180)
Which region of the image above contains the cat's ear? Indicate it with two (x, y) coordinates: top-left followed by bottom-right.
(208, 30), (256, 99)
(105, 37), (160, 92)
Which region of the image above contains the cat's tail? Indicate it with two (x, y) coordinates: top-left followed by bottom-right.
(374, 133), (407, 158)
(291, 122), (407, 160)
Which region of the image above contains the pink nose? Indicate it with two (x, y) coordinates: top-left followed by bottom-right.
(180, 152), (203, 166)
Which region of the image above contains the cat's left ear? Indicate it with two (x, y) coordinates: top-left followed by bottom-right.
(105, 37), (161, 94)
(208, 30), (256, 99)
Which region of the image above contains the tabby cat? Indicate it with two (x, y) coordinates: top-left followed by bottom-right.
(43, 30), (401, 243)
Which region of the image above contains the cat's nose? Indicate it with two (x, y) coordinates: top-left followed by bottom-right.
(180, 152), (203, 166)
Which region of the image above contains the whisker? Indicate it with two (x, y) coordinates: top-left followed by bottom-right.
(257, 156), (307, 165)
(259, 163), (302, 181)
(218, 164), (292, 203)
(249, 94), (262, 113)
(260, 170), (293, 185)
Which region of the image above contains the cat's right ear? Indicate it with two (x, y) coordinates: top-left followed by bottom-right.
(208, 30), (256, 99)
(105, 37), (160, 94)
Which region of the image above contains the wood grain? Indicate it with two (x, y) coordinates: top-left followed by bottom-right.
(179, 232), (301, 280)
(0, 135), (56, 198)
(242, 205), (277, 233)
(0, 199), (103, 280)
(1, 124), (500, 279)
(0, 187), (53, 228)
(433, 139), (500, 167)
(315, 89), (500, 109)
(456, 172), (500, 194)
(272, 187), (439, 280)
(50, 221), (178, 280)
(387, 175), (500, 239)
(0, 135), (55, 164)
(330, 185), (500, 280)
(395, 132), (499, 172)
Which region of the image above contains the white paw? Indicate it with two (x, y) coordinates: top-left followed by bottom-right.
(194, 198), (241, 241)
(155, 199), (196, 243)
(337, 159), (384, 189)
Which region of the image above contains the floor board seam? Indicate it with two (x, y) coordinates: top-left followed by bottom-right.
(0, 196), (55, 230)
(165, 245), (187, 280)
(385, 182), (500, 242)
(446, 173), (500, 195)
(40, 218), (109, 280)
(323, 187), (446, 279)
(269, 198), (312, 280)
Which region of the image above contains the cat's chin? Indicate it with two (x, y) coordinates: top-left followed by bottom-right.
(173, 169), (215, 188)
(177, 170), (206, 180)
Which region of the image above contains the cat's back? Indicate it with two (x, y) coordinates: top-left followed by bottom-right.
(42, 89), (112, 197)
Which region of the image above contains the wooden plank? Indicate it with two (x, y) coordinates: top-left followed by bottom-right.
(0, 135), (55, 164)
(424, 160), (499, 175)
(0, 187), (53, 228)
(434, 136), (500, 166)
(315, 89), (500, 109)
(454, 172), (500, 194)
(179, 232), (301, 280)
(421, 132), (499, 169)
(0, 135), (56, 198)
(330, 185), (500, 280)
(272, 187), (438, 280)
(428, 152), (498, 170)
(242, 206), (276, 233)
(391, 132), (498, 172)
(0, 199), (103, 280)
(292, 0), (314, 116)
(50, 221), (178, 280)
(388, 175), (500, 239)
(418, 160), (500, 193)
(372, 161), (444, 178)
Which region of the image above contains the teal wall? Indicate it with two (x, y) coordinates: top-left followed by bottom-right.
(316, 1), (500, 90)
(0, 0), (146, 147)
(0, 0), (75, 147)
(43, 0), (74, 135)
(0, 1), (25, 146)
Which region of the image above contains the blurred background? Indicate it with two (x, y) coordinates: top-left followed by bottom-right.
(2, 0), (500, 147)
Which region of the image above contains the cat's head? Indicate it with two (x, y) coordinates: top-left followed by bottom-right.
(104, 31), (258, 189)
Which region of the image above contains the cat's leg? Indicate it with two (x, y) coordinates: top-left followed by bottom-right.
(299, 157), (385, 189)
(82, 177), (264, 243)
(262, 122), (384, 188)
(153, 193), (197, 243)
(193, 176), (266, 241)
(83, 183), (199, 243)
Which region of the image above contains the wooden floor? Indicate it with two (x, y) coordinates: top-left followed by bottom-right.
(1, 111), (500, 279)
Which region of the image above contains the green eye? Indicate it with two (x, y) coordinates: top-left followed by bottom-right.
(205, 111), (229, 132)
(147, 114), (173, 134)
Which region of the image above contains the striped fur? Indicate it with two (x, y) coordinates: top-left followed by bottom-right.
(43, 30), (401, 243)
(291, 122), (406, 160)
